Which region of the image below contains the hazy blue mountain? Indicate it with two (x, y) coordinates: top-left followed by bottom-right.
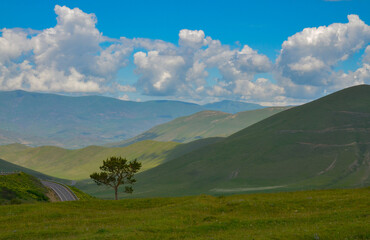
(203, 100), (262, 113)
(0, 90), (262, 148)
(0, 90), (203, 148)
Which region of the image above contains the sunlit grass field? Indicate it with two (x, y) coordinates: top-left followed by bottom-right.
(0, 187), (369, 239)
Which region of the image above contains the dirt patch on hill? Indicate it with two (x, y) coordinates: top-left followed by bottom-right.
(45, 187), (60, 202)
(318, 157), (337, 175)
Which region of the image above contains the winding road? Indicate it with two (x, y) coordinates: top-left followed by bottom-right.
(41, 180), (78, 201)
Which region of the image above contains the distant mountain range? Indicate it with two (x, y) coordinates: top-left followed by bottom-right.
(0, 90), (263, 148)
(2, 85), (369, 199)
(107, 107), (289, 147)
(202, 100), (263, 114)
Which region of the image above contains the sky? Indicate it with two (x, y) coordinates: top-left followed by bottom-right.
(0, 0), (369, 105)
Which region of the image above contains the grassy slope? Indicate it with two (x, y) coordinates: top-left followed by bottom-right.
(0, 158), (67, 182)
(0, 172), (49, 204)
(0, 138), (222, 181)
(107, 107), (288, 147)
(121, 85), (370, 198)
(75, 137), (224, 199)
(0, 187), (368, 239)
(0, 141), (181, 180)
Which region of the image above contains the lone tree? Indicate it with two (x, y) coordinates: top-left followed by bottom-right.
(90, 156), (141, 200)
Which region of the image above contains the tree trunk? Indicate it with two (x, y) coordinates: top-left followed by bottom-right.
(114, 186), (118, 200)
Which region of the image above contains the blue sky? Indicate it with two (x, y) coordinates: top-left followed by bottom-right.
(0, 0), (369, 105)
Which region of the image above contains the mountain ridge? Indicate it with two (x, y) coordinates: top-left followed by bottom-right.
(0, 90), (263, 148)
(107, 107), (289, 147)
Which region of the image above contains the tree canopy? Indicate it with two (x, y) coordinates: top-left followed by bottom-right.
(90, 156), (141, 200)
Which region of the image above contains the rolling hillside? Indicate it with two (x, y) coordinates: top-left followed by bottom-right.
(0, 172), (49, 204)
(107, 107), (288, 147)
(0, 90), (262, 148)
(106, 84), (370, 198)
(0, 138), (222, 180)
(0, 158), (66, 182)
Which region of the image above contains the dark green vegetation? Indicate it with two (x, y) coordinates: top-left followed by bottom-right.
(0, 187), (368, 239)
(90, 156), (141, 200)
(0, 138), (220, 180)
(113, 85), (370, 198)
(108, 107), (288, 147)
(0, 172), (49, 205)
(0, 90), (262, 148)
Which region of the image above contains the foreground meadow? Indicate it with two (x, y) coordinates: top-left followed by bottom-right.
(0, 187), (369, 240)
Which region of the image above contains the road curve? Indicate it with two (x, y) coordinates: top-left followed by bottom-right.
(41, 180), (78, 201)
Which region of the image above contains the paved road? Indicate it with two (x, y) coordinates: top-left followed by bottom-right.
(41, 180), (78, 201)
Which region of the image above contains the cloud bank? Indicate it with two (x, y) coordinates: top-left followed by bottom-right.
(0, 5), (369, 105)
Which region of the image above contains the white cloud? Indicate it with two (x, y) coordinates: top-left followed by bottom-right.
(133, 30), (273, 101)
(288, 56), (326, 73)
(363, 45), (370, 63)
(234, 78), (285, 101)
(115, 84), (136, 92)
(1, 6), (369, 105)
(276, 14), (370, 98)
(118, 94), (130, 101)
(179, 29), (207, 49)
(134, 51), (186, 95)
(0, 5), (132, 93)
(0, 28), (33, 63)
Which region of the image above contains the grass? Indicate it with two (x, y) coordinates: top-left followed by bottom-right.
(0, 187), (368, 239)
(0, 141), (181, 180)
(107, 107), (288, 147)
(68, 186), (95, 201)
(0, 137), (223, 181)
(0, 173), (49, 205)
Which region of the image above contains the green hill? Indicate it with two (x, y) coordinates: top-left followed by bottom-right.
(0, 158), (64, 181)
(0, 172), (49, 204)
(0, 138), (222, 181)
(113, 84), (370, 198)
(107, 107), (288, 147)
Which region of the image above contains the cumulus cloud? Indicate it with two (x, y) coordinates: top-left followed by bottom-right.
(363, 45), (370, 63)
(118, 94), (130, 101)
(1, 6), (369, 105)
(276, 15), (370, 98)
(0, 5), (131, 93)
(115, 84), (136, 92)
(133, 30), (274, 101)
(179, 29), (207, 49)
(134, 51), (186, 95)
